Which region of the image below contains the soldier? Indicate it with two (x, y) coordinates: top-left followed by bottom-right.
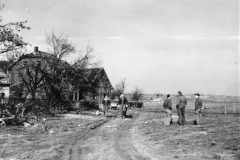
(194, 93), (202, 125)
(163, 94), (172, 125)
(117, 93), (129, 119)
(102, 94), (111, 117)
(176, 91), (187, 125)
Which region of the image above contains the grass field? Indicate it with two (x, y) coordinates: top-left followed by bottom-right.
(134, 99), (240, 159)
(0, 97), (239, 160)
(143, 98), (240, 114)
(131, 101), (240, 160)
(132, 111), (240, 160)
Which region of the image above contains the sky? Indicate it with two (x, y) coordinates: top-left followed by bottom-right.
(1, 0), (239, 96)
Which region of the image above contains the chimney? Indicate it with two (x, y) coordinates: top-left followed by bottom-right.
(34, 46), (38, 52)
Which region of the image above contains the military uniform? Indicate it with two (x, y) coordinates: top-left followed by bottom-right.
(102, 98), (110, 117)
(163, 98), (172, 125)
(194, 96), (202, 125)
(176, 93), (187, 125)
(118, 97), (128, 118)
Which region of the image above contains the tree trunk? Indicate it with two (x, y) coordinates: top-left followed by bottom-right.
(31, 90), (36, 101)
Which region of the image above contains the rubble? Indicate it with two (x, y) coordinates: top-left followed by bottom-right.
(27, 123), (46, 134)
(23, 122), (31, 127)
(0, 119), (6, 127)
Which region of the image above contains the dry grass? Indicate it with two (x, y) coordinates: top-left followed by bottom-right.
(0, 115), (106, 160)
(131, 106), (240, 160)
(143, 99), (240, 114)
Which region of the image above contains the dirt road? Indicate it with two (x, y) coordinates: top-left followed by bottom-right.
(1, 106), (239, 160)
(61, 108), (240, 160)
(62, 109), (151, 160)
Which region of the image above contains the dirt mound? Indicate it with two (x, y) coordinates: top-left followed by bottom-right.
(27, 123), (46, 134)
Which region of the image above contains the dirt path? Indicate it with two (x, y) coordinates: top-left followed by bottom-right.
(65, 109), (150, 160)
(113, 113), (150, 160)
(60, 118), (109, 160)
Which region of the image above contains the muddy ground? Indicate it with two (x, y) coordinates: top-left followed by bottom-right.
(0, 107), (240, 160)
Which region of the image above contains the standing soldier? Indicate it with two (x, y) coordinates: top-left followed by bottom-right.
(176, 91), (187, 125)
(194, 93), (202, 125)
(163, 94), (172, 125)
(117, 93), (129, 119)
(102, 94), (111, 117)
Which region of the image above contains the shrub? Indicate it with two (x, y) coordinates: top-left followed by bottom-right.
(128, 101), (143, 108)
(76, 100), (98, 112)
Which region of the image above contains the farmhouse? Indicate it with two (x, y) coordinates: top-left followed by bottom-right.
(0, 47), (113, 103)
(72, 67), (113, 103)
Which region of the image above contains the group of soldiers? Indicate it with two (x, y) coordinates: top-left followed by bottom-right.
(163, 91), (203, 126)
(101, 91), (203, 125)
(101, 93), (129, 118)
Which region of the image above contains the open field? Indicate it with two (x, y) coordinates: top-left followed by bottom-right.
(0, 98), (239, 160)
(132, 109), (240, 160)
(143, 99), (240, 114)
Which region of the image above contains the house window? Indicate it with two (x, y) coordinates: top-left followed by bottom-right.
(75, 92), (78, 101)
(69, 92), (73, 101)
(1, 93), (5, 98)
(104, 83), (108, 91)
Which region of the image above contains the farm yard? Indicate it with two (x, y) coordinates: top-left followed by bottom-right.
(0, 0), (238, 159)
(0, 97), (239, 160)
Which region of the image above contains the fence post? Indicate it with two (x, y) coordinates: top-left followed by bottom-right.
(233, 103), (235, 114)
(224, 106), (226, 114)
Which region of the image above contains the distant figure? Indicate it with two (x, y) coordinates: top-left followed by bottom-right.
(117, 93), (129, 119)
(102, 94), (111, 117)
(163, 94), (172, 125)
(176, 91), (187, 125)
(194, 93), (202, 125)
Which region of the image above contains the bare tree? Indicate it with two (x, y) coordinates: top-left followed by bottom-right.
(0, 3), (30, 54)
(45, 30), (76, 59)
(111, 78), (127, 99)
(72, 43), (101, 69)
(70, 43), (102, 99)
(17, 57), (46, 100)
(44, 30), (102, 104)
(115, 78), (127, 93)
(13, 30), (101, 111)
(131, 86), (143, 107)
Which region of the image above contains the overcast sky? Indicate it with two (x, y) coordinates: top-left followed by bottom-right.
(1, 0), (239, 96)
